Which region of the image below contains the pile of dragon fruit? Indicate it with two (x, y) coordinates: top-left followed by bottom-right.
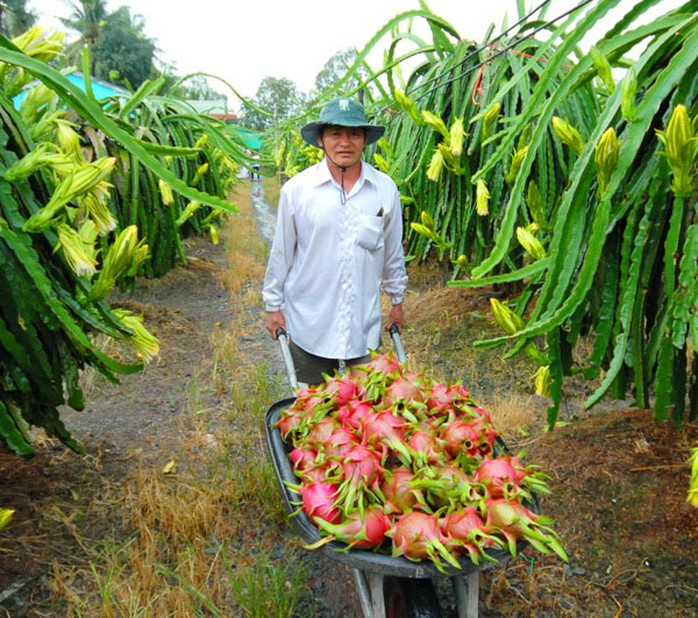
(276, 352), (567, 571)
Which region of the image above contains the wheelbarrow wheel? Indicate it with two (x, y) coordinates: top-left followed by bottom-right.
(383, 576), (443, 618)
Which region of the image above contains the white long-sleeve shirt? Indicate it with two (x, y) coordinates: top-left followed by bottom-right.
(262, 159), (408, 360)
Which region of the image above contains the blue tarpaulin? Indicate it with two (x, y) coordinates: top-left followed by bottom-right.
(238, 128), (263, 150)
(13, 72), (130, 107)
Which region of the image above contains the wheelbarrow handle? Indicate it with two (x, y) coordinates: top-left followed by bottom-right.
(275, 327), (299, 391)
(388, 323), (407, 365)
(276, 325), (405, 390)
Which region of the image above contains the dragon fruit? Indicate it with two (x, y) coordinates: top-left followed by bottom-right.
(314, 505), (392, 549)
(441, 418), (483, 459)
(289, 446), (319, 471)
(360, 409), (411, 463)
(323, 375), (360, 407)
(335, 444), (384, 514)
(279, 350), (565, 569)
(406, 429), (448, 467)
(325, 426), (359, 460)
(425, 382), (470, 414)
(382, 375), (427, 408)
(474, 455), (528, 499)
(485, 498), (568, 561)
(441, 507), (503, 564)
(388, 511), (461, 572)
(380, 467), (424, 513)
(337, 399), (375, 429)
(298, 482), (341, 525)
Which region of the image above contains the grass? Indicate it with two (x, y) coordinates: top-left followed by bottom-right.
(48, 183), (308, 617)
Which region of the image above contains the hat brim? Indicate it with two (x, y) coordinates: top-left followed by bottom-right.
(300, 121), (385, 148)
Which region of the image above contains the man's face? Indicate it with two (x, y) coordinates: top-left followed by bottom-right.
(318, 125), (368, 169)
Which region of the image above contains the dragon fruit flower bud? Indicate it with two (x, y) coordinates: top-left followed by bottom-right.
(656, 104), (696, 198)
(595, 127), (622, 197)
(552, 116), (585, 156)
(476, 179), (490, 216)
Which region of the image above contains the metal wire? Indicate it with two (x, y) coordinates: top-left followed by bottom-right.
(409, 0), (595, 102)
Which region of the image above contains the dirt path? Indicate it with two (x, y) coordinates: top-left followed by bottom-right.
(1, 182), (697, 617)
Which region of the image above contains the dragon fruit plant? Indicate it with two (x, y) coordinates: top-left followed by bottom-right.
(278, 351), (567, 571)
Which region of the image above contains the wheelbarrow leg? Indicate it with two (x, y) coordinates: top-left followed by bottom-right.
(352, 568), (386, 618)
(453, 571), (479, 618)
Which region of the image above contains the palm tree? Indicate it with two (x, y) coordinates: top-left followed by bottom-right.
(0, 0), (37, 37)
(60, 0), (108, 73)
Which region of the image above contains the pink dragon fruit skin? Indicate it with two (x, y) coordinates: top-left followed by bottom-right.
(298, 482), (342, 524)
(314, 505), (392, 549)
(380, 467), (424, 513)
(474, 455), (528, 499)
(388, 511), (461, 572)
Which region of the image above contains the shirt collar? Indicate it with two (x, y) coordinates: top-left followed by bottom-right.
(311, 159), (379, 189)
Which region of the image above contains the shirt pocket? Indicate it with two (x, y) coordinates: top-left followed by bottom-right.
(355, 213), (384, 252)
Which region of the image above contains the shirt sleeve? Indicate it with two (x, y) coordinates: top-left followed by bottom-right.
(262, 188), (296, 312)
(381, 185), (408, 304)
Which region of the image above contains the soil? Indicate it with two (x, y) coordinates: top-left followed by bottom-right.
(1, 185), (697, 618)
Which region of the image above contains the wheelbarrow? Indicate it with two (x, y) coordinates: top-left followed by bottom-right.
(263, 326), (532, 618)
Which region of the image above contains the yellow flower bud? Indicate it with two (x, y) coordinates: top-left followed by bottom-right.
(395, 89), (423, 125)
(79, 191), (117, 236)
(552, 116), (585, 156)
(621, 67), (638, 123)
(517, 225), (546, 260)
(376, 137), (395, 159)
(476, 178), (490, 216)
(590, 46), (615, 94)
(533, 365), (552, 397)
(158, 179), (174, 205)
(176, 200), (202, 227)
(2, 143), (54, 182)
(410, 222), (439, 243)
(437, 143), (464, 175)
(595, 128), (622, 196)
(505, 146), (528, 185)
(483, 102), (501, 138)
(426, 148), (445, 181)
(55, 119), (84, 163)
(113, 309), (159, 363)
(449, 117), (465, 157)
(127, 244), (151, 277)
(0, 508), (14, 531)
(422, 110), (449, 138)
(420, 210), (435, 230)
(490, 298), (524, 335)
(19, 82), (56, 122)
(373, 153), (391, 174)
(195, 134), (209, 149)
(655, 104), (697, 198)
(23, 158), (115, 232)
(688, 446), (698, 507)
(56, 223), (98, 277)
(191, 162), (209, 186)
(90, 225), (145, 300)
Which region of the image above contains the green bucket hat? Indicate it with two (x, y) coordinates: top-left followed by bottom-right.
(300, 97), (385, 147)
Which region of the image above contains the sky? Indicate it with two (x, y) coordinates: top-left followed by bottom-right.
(27, 0), (683, 111)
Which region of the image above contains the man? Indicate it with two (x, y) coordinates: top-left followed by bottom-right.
(262, 97), (408, 385)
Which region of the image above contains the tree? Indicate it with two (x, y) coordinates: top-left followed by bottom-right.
(313, 48), (367, 98)
(60, 0), (108, 74)
(240, 76), (306, 131)
(0, 0), (36, 37)
(175, 75), (225, 101)
(91, 6), (155, 88)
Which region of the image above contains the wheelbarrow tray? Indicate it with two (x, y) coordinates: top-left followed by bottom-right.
(264, 398), (522, 579)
